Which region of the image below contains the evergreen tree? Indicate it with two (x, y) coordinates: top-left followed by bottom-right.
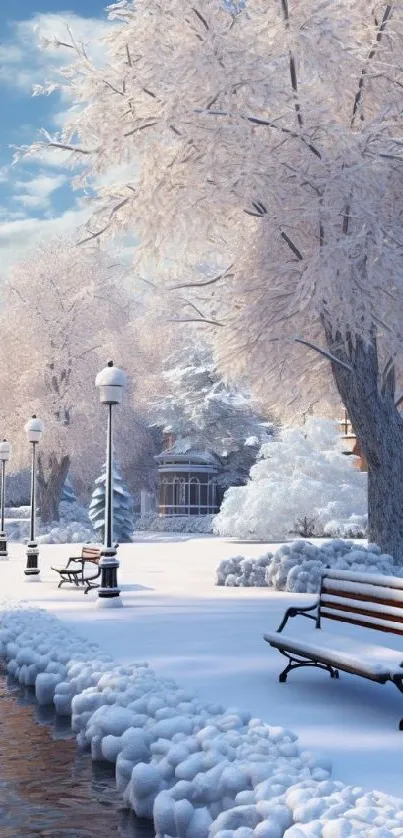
(61, 476), (77, 504)
(89, 461), (133, 543)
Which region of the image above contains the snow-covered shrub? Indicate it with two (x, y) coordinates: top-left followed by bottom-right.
(37, 522), (95, 545)
(59, 500), (90, 525)
(214, 419), (367, 541)
(5, 520), (30, 542)
(216, 539), (398, 593)
(1, 603), (402, 838)
(216, 554), (272, 587)
(134, 514), (214, 534)
(323, 513), (367, 539)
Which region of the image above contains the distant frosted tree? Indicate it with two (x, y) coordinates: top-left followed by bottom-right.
(25, 2), (403, 557)
(153, 347), (273, 489)
(89, 460), (133, 543)
(0, 236), (150, 523)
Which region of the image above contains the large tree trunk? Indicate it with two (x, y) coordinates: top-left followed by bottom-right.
(37, 453), (70, 525)
(324, 330), (403, 563)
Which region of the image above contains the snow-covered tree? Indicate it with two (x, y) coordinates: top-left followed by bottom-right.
(214, 418), (367, 541)
(25, 2), (403, 557)
(89, 460), (133, 543)
(152, 346), (273, 489)
(61, 477), (77, 504)
(0, 236), (151, 522)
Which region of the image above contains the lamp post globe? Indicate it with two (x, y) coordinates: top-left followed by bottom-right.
(0, 439), (12, 559)
(95, 361), (127, 607)
(24, 415), (44, 578)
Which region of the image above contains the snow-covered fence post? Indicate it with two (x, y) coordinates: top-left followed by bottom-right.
(95, 361), (127, 608)
(24, 415), (44, 578)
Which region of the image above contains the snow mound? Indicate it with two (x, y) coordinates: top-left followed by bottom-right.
(214, 419), (367, 541)
(216, 540), (398, 593)
(134, 515), (214, 534)
(1, 603), (402, 838)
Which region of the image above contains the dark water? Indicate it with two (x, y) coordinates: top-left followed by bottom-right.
(0, 675), (155, 838)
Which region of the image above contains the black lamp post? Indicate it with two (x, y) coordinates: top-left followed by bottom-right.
(0, 439), (11, 559)
(95, 361), (126, 607)
(24, 415), (44, 578)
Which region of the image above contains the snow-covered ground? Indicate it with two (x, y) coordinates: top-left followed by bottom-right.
(2, 535), (403, 802)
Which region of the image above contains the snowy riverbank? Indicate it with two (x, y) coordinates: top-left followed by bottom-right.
(1, 537), (403, 833)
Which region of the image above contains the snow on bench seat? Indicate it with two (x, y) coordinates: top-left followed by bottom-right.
(263, 629), (403, 678)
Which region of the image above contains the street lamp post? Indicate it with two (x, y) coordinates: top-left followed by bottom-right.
(24, 415), (44, 578)
(95, 361), (126, 607)
(0, 439), (12, 559)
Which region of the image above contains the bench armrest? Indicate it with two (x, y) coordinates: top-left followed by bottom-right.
(277, 600), (319, 633)
(65, 556), (84, 568)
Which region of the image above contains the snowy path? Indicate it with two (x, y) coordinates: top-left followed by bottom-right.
(3, 536), (403, 799)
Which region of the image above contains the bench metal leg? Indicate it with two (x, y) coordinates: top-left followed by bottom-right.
(278, 650), (339, 683)
(392, 676), (403, 730)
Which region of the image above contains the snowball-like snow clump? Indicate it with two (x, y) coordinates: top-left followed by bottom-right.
(214, 419), (367, 541)
(134, 514), (214, 534)
(0, 602), (402, 838)
(216, 540), (398, 593)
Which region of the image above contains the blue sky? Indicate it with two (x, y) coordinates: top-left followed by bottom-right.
(0, 0), (112, 268)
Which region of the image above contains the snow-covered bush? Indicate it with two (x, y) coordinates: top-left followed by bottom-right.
(216, 539), (398, 593)
(216, 554), (272, 587)
(134, 514), (214, 534)
(37, 522), (95, 545)
(5, 520), (30, 542)
(59, 500), (90, 525)
(214, 419), (367, 541)
(1, 603), (402, 838)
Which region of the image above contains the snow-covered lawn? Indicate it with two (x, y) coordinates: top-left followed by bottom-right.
(3, 535), (403, 801)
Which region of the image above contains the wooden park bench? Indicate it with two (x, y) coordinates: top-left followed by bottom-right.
(263, 568), (403, 729)
(52, 545), (102, 594)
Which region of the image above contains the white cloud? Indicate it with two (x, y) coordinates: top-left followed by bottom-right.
(0, 12), (113, 90)
(13, 172), (67, 209)
(0, 204), (91, 271)
(0, 10), (114, 270)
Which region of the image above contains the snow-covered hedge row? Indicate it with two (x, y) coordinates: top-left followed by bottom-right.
(4, 506), (30, 519)
(4, 501), (94, 544)
(134, 514), (214, 534)
(1, 604), (402, 838)
(214, 419), (368, 541)
(36, 522), (95, 545)
(216, 540), (398, 593)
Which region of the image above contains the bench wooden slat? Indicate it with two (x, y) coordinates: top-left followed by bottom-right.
(322, 578), (403, 605)
(321, 610), (403, 636)
(321, 594), (403, 623)
(324, 568), (403, 590)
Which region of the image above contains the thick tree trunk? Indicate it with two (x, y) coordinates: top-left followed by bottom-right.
(324, 330), (403, 563)
(37, 453), (70, 525)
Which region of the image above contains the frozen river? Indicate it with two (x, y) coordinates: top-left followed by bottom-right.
(0, 673), (155, 838)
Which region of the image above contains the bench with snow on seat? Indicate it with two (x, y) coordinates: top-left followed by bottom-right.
(263, 568), (403, 729)
(51, 545), (102, 594)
